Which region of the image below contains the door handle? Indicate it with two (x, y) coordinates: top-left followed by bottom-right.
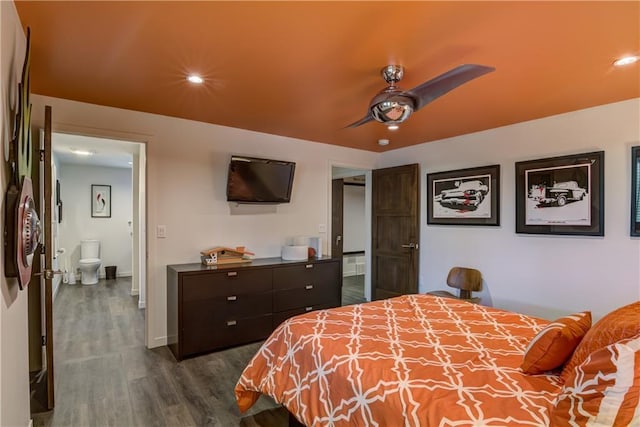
(401, 243), (419, 249)
(35, 269), (63, 279)
(335, 235), (342, 246)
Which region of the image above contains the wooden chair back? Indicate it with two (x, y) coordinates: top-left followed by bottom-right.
(446, 267), (482, 300)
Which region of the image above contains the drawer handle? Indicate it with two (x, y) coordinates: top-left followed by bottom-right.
(305, 306), (313, 312)
(305, 264), (313, 269)
(305, 284), (313, 290)
(226, 320), (237, 326)
(227, 271), (238, 277)
(227, 295), (237, 301)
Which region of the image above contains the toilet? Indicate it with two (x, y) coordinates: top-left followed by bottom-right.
(79, 240), (101, 285)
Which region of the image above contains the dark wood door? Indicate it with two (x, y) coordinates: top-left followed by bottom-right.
(30, 106), (55, 412)
(331, 179), (343, 258)
(371, 164), (420, 300)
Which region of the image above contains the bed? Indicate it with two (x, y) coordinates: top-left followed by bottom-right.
(235, 294), (566, 426)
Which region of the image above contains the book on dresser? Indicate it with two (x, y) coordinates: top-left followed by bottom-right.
(166, 257), (342, 360)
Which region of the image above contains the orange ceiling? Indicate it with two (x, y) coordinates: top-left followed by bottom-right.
(14, 1), (640, 152)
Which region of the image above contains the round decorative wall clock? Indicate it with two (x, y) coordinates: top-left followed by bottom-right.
(16, 177), (40, 289)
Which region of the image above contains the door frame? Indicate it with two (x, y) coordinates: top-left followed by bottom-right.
(48, 124), (149, 345)
(329, 161), (372, 302)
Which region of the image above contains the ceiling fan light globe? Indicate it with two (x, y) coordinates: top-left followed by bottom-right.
(371, 101), (413, 124)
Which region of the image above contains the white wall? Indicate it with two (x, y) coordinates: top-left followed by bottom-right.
(58, 164), (133, 278)
(381, 99), (640, 321)
(0, 1), (30, 425)
(27, 95), (380, 348)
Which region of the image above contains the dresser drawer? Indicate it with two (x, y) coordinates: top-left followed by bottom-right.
(182, 313), (273, 357)
(273, 263), (315, 290)
(272, 300), (340, 328)
(273, 261), (340, 290)
(273, 281), (340, 312)
(183, 290), (272, 327)
(182, 269), (272, 302)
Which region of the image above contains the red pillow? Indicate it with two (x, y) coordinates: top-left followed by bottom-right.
(521, 311), (591, 374)
(550, 334), (640, 426)
(562, 301), (640, 380)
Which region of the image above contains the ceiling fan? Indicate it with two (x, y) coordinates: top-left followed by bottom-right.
(347, 64), (495, 128)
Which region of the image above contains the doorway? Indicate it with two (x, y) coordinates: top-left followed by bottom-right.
(28, 128), (146, 413)
(331, 165), (371, 304)
(50, 132), (146, 305)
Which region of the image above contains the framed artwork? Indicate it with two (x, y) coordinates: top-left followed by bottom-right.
(515, 151), (604, 236)
(91, 184), (111, 218)
(56, 179), (62, 223)
(631, 146), (640, 236)
(427, 164), (500, 226)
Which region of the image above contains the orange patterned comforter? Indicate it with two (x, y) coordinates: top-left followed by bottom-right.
(235, 294), (563, 426)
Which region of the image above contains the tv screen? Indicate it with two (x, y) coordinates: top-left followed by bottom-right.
(226, 156), (296, 203)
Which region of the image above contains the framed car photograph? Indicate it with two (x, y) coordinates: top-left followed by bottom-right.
(631, 146), (640, 237)
(515, 151), (604, 236)
(427, 164), (500, 226)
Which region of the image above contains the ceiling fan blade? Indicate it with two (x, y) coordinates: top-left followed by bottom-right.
(346, 112), (375, 128)
(408, 64), (495, 111)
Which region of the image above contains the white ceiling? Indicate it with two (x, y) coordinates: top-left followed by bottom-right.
(53, 133), (136, 169)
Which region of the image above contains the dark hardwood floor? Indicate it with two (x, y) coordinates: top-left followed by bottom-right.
(341, 274), (365, 306)
(33, 277), (281, 427)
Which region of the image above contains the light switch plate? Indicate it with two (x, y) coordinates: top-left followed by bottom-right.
(157, 225), (167, 238)
(318, 223), (326, 233)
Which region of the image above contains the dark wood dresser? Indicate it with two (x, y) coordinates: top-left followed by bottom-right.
(167, 257), (341, 360)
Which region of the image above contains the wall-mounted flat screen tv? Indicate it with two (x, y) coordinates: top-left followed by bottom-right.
(226, 156), (296, 203)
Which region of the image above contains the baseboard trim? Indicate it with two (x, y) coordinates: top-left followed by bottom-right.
(149, 335), (167, 349)
(95, 272), (133, 279)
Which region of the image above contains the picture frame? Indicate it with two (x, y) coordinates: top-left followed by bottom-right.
(515, 151), (604, 236)
(631, 146), (640, 237)
(91, 184), (111, 218)
(56, 179), (62, 223)
(427, 164), (500, 226)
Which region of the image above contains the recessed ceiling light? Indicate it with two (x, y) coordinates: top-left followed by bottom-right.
(70, 149), (94, 156)
(378, 139), (390, 146)
(387, 125), (399, 131)
(613, 55), (639, 67)
(187, 74), (204, 84)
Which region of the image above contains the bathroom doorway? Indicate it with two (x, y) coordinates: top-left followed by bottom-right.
(51, 132), (146, 308)
(331, 165), (371, 305)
